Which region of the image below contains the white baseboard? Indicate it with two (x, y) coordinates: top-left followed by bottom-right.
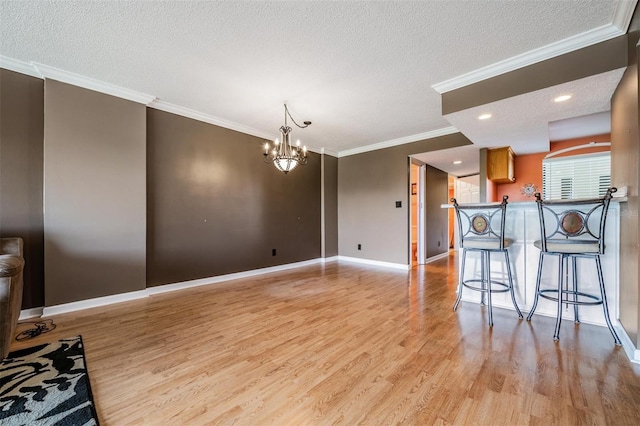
(42, 289), (149, 317)
(23, 258), (328, 317)
(337, 256), (410, 271)
(323, 256), (339, 263)
(423, 252), (450, 264)
(147, 258), (325, 296)
(19, 307), (44, 320)
(616, 325), (640, 364)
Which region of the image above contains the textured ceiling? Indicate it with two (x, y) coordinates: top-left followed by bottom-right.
(444, 68), (625, 154)
(0, 1), (631, 155)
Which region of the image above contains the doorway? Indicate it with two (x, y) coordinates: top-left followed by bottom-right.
(450, 174), (480, 250)
(410, 160), (426, 265)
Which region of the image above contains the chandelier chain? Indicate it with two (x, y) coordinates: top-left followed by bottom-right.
(284, 104), (310, 129)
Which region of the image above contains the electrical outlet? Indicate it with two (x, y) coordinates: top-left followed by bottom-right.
(395, 201), (402, 208)
(358, 244), (362, 250)
(272, 248), (277, 256)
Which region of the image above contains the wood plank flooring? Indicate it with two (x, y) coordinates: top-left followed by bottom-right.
(8, 253), (640, 425)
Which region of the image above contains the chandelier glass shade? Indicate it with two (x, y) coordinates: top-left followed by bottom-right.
(263, 105), (310, 174)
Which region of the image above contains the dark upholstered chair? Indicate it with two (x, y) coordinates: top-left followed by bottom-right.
(1, 238), (24, 358)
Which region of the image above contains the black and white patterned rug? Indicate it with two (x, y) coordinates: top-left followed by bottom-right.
(0, 336), (99, 425)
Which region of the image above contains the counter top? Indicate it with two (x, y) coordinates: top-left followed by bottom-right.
(441, 196), (627, 209)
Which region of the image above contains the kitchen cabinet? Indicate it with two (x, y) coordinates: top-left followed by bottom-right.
(487, 146), (515, 183)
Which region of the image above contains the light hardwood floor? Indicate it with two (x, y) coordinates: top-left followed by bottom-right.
(9, 254), (640, 425)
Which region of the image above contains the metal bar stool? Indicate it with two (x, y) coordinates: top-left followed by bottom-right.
(526, 188), (621, 345)
(452, 195), (523, 326)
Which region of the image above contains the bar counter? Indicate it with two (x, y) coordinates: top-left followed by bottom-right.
(443, 199), (624, 326)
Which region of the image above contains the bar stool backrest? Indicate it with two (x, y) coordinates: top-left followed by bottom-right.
(451, 195), (509, 250)
(534, 187), (617, 255)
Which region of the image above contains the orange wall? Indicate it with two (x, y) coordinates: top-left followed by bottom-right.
(495, 134), (611, 202)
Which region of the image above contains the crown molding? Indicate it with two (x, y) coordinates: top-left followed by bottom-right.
(149, 99), (329, 154)
(1, 56), (327, 152)
(32, 62), (156, 104)
(0, 55), (41, 78)
(321, 147), (339, 157)
(612, 0), (638, 32)
(337, 126), (458, 158)
(305, 146), (324, 155)
(432, 23), (625, 94)
(149, 99), (277, 140)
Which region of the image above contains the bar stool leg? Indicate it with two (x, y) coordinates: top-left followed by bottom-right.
(504, 250), (523, 318)
(480, 250), (486, 306)
(526, 252), (545, 321)
(453, 249), (466, 311)
(553, 254), (565, 341)
(571, 256), (580, 323)
(485, 251), (493, 327)
(596, 256), (622, 345)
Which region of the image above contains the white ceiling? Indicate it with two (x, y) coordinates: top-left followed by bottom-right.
(0, 1), (635, 157)
(444, 68), (625, 154)
(413, 145), (482, 178)
(549, 111), (612, 141)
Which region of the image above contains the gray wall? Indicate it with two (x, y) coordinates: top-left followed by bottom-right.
(146, 109), (321, 286)
(44, 80), (147, 306)
(323, 154), (338, 257)
(338, 133), (471, 265)
(425, 165), (449, 258)
(611, 33), (640, 345)
(0, 69), (44, 309)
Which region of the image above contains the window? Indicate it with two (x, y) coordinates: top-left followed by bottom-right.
(542, 152), (611, 200)
(560, 178), (573, 200)
(598, 174), (611, 197)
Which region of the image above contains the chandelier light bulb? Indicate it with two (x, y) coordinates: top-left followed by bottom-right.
(296, 139), (300, 147)
(274, 138), (280, 145)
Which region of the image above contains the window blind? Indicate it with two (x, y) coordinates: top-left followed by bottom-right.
(542, 152), (611, 200)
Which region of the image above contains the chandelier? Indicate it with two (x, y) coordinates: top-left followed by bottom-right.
(263, 104), (311, 174)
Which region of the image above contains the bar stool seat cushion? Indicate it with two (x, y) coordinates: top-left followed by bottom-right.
(533, 239), (600, 254)
(464, 237), (514, 250)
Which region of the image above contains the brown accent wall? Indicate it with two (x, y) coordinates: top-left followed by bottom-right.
(44, 80), (147, 306)
(442, 35), (629, 115)
(338, 133), (471, 265)
(146, 109), (321, 286)
(0, 69), (44, 309)
(425, 165), (449, 258)
(611, 39), (640, 345)
(323, 154), (338, 257)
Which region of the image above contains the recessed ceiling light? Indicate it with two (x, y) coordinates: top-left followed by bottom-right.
(453, 160), (463, 165)
(478, 113), (492, 120)
(554, 95), (572, 103)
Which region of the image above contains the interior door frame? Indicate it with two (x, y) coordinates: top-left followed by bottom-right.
(409, 158), (426, 264)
